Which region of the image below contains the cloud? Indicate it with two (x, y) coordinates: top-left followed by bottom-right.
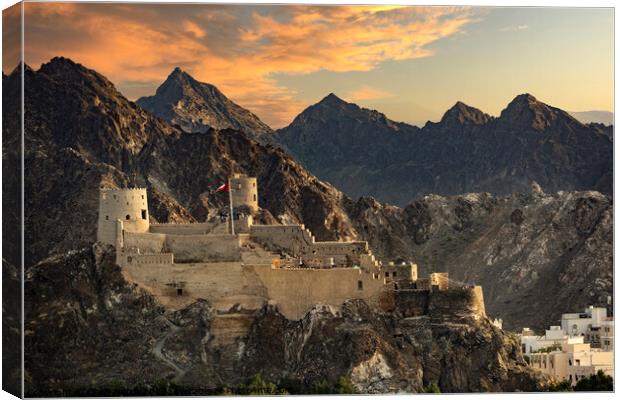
(22, 3), (474, 127)
(346, 86), (394, 102)
(499, 24), (529, 32)
(183, 21), (207, 39)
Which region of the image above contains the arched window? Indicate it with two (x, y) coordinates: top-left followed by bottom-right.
(126, 214), (131, 220)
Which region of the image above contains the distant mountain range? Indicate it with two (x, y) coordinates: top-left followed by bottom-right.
(275, 93), (613, 205)
(136, 70), (613, 207)
(136, 67), (273, 140)
(569, 110), (614, 126)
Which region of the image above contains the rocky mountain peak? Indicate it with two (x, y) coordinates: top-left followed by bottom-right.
(498, 93), (580, 131)
(137, 68), (273, 139)
(320, 92), (347, 105)
(440, 101), (491, 126)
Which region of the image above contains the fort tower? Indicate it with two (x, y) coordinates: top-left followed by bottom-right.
(230, 173), (258, 212)
(97, 188), (149, 246)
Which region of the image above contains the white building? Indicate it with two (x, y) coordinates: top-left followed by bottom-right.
(561, 306), (608, 337)
(561, 306), (613, 351)
(528, 342), (613, 386)
(521, 326), (584, 355)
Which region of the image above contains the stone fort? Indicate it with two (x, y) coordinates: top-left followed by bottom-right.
(97, 174), (486, 336)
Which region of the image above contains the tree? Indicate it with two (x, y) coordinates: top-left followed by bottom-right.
(574, 370), (613, 391)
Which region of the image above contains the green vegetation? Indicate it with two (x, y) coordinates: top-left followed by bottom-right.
(574, 370), (613, 391)
(32, 374), (360, 396)
(532, 344), (561, 353)
(43, 379), (195, 397)
(222, 374), (357, 395)
(546, 380), (572, 392)
(236, 373), (289, 395)
(546, 371), (613, 392)
(423, 383), (441, 393)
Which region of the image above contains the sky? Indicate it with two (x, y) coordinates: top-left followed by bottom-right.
(4, 3), (614, 127)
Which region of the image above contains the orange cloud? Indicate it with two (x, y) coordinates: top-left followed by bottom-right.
(22, 3), (473, 127)
(183, 20), (207, 39)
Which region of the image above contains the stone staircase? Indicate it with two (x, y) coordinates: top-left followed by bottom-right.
(239, 241), (282, 265)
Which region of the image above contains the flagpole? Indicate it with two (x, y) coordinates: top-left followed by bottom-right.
(228, 177), (235, 236)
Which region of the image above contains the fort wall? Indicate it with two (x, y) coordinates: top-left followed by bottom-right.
(149, 222), (217, 235)
(124, 232), (241, 262)
(393, 286), (486, 321)
(250, 225), (372, 267)
(249, 265), (385, 320)
(121, 260), (268, 311)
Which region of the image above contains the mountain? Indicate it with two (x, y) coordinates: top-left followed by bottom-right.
(2, 58), (612, 390)
(275, 94), (613, 206)
(136, 67), (273, 139)
(569, 110), (614, 126)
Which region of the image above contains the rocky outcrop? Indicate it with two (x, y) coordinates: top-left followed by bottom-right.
(136, 68), (273, 140)
(346, 189), (613, 331)
(275, 93), (612, 206)
(24, 246), (548, 395)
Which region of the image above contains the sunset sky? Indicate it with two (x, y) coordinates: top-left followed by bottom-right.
(7, 3), (615, 127)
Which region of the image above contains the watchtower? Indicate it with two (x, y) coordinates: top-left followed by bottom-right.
(230, 173), (259, 212)
(97, 188), (150, 246)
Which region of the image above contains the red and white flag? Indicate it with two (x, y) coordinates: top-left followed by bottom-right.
(215, 182), (229, 193)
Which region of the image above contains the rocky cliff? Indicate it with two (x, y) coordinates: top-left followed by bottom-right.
(136, 68), (273, 140)
(275, 94), (613, 206)
(23, 245), (549, 395)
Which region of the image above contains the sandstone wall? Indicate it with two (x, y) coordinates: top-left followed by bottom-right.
(121, 260), (268, 311)
(249, 265), (386, 319)
(250, 225), (371, 267)
(123, 232), (241, 262)
(149, 222), (216, 235)
(427, 286), (486, 320)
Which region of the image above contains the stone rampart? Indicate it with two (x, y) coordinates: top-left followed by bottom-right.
(250, 225), (372, 267)
(249, 265), (385, 319)
(427, 286), (486, 320)
(123, 232), (241, 262)
(149, 222), (217, 235)
(393, 286), (486, 321)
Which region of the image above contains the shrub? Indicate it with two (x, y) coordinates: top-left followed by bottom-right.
(574, 370), (613, 391)
(423, 383), (441, 393)
(546, 380), (572, 392)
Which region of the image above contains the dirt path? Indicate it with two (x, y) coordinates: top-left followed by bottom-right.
(153, 317), (187, 381)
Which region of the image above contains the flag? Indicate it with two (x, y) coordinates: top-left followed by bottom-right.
(215, 182), (229, 193)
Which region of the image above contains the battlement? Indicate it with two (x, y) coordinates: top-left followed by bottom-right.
(99, 187), (147, 192)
